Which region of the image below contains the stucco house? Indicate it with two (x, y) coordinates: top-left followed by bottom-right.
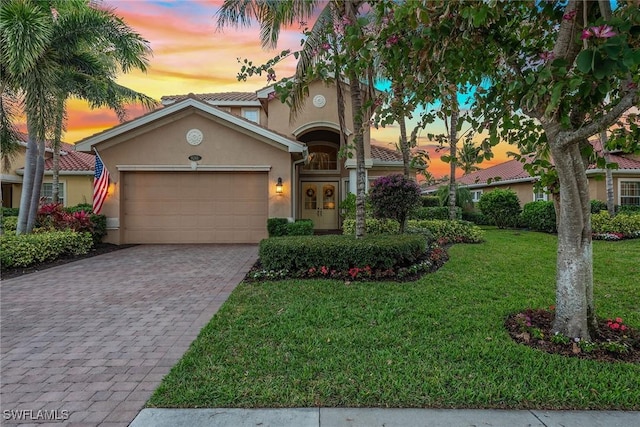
(74, 80), (407, 244)
(455, 150), (640, 207)
(1, 135), (95, 208)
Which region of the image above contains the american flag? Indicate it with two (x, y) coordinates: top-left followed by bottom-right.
(93, 151), (110, 214)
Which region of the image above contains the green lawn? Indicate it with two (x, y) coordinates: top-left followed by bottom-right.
(148, 229), (640, 410)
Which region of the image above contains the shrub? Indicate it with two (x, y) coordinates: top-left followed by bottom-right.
(287, 219), (314, 236)
(1, 230), (93, 268)
(616, 205), (640, 214)
(590, 200), (607, 214)
(435, 184), (474, 210)
(369, 174), (421, 232)
(406, 219), (485, 244)
(478, 189), (521, 229)
(521, 201), (557, 233)
(420, 196), (440, 207)
(592, 211), (640, 238)
(2, 216), (18, 232)
(338, 193), (372, 220)
(2, 207), (19, 217)
(259, 234), (427, 272)
(461, 211), (493, 225)
(410, 206), (461, 220)
(267, 218), (315, 237)
(267, 218), (289, 237)
(90, 214), (107, 244)
(65, 203), (93, 214)
(342, 218), (400, 235)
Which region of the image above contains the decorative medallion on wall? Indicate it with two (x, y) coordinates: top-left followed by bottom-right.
(312, 95), (326, 108)
(186, 128), (203, 146)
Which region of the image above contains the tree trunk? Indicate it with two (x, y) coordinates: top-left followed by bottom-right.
(549, 140), (596, 340)
(27, 138), (46, 232)
(600, 130), (615, 217)
(16, 121), (38, 235)
(394, 84), (410, 178)
(349, 71), (367, 239)
(52, 98), (65, 204)
(344, 1), (366, 239)
(448, 103), (459, 221)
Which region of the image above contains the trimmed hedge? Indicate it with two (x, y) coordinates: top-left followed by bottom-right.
(1, 230), (93, 268)
(267, 218), (289, 237)
(259, 234), (427, 272)
(461, 211), (493, 226)
(617, 205), (640, 214)
(342, 218), (400, 235)
(410, 206), (462, 220)
(420, 196), (440, 207)
(590, 200), (607, 214)
(2, 216), (18, 232)
(2, 207), (19, 217)
(521, 201), (557, 233)
(287, 219), (314, 236)
(478, 189), (521, 229)
(592, 211), (640, 238)
(406, 219), (485, 244)
(267, 218), (314, 237)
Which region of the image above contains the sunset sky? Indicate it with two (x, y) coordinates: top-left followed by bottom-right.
(60, 0), (511, 178)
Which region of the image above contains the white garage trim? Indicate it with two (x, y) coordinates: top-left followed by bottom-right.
(117, 165), (271, 172)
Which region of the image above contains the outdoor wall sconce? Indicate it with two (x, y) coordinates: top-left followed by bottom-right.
(276, 177), (283, 194)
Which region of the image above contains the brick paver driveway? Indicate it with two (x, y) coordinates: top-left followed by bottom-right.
(1, 244), (257, 426)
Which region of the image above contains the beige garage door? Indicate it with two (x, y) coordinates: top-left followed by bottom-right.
(122, 172), (268, 244)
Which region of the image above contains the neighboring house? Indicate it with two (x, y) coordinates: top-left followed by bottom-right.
(75, 80), (409, 244)
(1, 135), (94, 208)
(451, 150), (640, 207)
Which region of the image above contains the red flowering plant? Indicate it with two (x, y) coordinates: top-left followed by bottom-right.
(606, 317), (628, 332)
(36, 203), (93, 234)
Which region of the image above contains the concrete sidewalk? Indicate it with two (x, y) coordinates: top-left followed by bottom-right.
(130, 407), (640, 427)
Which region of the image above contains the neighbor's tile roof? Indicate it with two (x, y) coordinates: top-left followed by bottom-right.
(15, 134), (95, 172)
(459, 149), (640, 187)
(161, 92), (258, 103)
(370, 145), (403, 162)
(45, 143), (95, 172)
(458, 159), (531, 186)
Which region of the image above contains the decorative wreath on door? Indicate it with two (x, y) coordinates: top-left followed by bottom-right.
(324, 188), (334, 198)
(306, 188), (316, 198)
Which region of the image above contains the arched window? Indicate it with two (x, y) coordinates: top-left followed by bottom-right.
(303, 144), (338, 170)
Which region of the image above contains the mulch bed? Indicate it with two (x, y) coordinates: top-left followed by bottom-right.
(505, 308), (640, 363)
(1, 243), (133, 280)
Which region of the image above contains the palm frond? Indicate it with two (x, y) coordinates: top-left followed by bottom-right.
(287, 4), (334, 121)
(0, 0), (53, 77)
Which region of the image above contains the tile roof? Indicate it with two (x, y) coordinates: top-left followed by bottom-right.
(370, 145), (404, 162)
(15, 134), (94, 172)
(458, 158), (531, 186)
(459, 149), (640, 187)
(46, 143), (95, 172)
(161, 92), (258, 103)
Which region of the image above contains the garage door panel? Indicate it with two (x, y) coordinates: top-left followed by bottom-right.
(122, 172), (268, 244)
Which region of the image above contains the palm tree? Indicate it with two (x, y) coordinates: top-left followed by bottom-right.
(1, 0), (152, 233)
(49, 50), (156, 203)
(217, 0), (374, 238)
(459, 140), (482, 175)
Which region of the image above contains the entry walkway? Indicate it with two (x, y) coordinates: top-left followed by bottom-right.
(0, 244), (257, 426)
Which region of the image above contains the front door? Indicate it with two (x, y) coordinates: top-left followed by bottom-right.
(301, 181), (338, 229)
